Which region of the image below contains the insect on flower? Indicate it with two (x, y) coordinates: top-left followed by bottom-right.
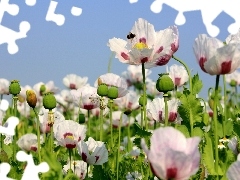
(127, 32), (136, 42)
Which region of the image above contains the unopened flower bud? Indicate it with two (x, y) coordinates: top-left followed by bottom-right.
(138, 94), (147, 106)
(156, 73), (174, 93)
(40, 84), (46, 95)
(43, 92), (56, 110)
(107, 86), (118, 99)
(9, 80), (21, 96)
(26, 90), (37, 108)
(230, 80), (237, 87)
(97, 83), (108, 96)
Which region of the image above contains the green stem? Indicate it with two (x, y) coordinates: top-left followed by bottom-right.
(223, 75), (227, 138)
(172, 55), (194, 136)
(140, 106), (143, 128)
(213, 75), (220, 178)
(87, 110), (91, 137)
(172, 55), (192, 92)
(69, 148), (72, 171)
(86, 164), (89, 179)
(33, 108), (42, 162)
(108, 52), (114, 73)
(141, 63), (147, 130)
(12, 96), (18, 161)
(163, 94), (168, 126)
(109, 99), (113, 148)
(48, 110), (54, 153)
(116, 112), (123, 180)
(127, 116), (132, 152)
(100, 108), (103, 141)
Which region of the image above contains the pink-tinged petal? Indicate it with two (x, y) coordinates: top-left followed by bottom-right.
(121, 52), (130, 60)
(129, 48), (153, 65)
(199, 57), (207, 72)
(130, 18), (156, 47)
(168, 112), (177, 122)
(152, 26), (178, 62)
(147, 127), (200, 180)
(69, 83), (76, 89)
(220, 61), (232, 74)
(156, 46), (163, 54)
(155, 54), (171, 66)
(108, 38), (130, 63)
(227, 154), (240, 180)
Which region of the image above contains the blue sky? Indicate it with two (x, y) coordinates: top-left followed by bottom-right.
(0, 0), (236, 98)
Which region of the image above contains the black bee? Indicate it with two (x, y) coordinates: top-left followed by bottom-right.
(127, 32), (136, 40)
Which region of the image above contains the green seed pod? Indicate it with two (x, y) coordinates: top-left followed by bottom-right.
(43, 92), (57, 110)
(138, 94), (147, 106)
(40, 84), (46, 94)
(26, 90), (37, 108)
(97, 83), (108, 97)
(78, 113), (85, 124)
(156, 73), (174, 93)
(107, 86), (118, 99)
(9, 80), (21, 96)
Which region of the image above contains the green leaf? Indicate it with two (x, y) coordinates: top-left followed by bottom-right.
(133, 123), (152, 137)
(202, 134), (216, 175)
(133, 123), (152, 149)
(3, 144), (13, 159)
(92, 165), (110, 180)
(178, 93), (203, 125)
(224, 120), (233, 136)
(175, 125), (190, 138)
(193, 127), (203, 138)
(192, 74), (203, 95)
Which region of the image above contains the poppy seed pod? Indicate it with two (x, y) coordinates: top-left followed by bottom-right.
(107, 86), (118, 99)
(138, 94), (147, 106)
(26, 90), (37, 108)
(156, 73), (174, 93)
(40, 84), (46, 95)
(43, 92), (56, 110)
(9, 80), (21, 96)
(97, 83), (108, 97)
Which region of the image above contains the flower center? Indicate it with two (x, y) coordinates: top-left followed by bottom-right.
(133, 42), (148, 50)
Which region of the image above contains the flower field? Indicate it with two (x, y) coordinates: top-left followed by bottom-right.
(1, 18), (240, 180)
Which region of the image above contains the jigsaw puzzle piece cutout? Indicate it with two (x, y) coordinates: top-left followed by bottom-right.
(0, 0), (19, 22)
(223, 0), (240, 35)
(71, 6), (82, 16)
(46, 0), (65, 26)
(0, 116), (19, 136)
(0, 21), (30, 54)
(0, 99), (9, 111)
(25, 0), (37, 6)
(129, 0), (138, 4)
(17, 151), (49, 180)
(0, 163), (15, 180)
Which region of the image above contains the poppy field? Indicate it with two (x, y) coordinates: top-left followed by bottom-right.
(1, 18), (240, 180)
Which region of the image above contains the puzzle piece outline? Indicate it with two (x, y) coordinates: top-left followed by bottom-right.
(0, 0), (35, 54)
(45, 0), (82, 26)
(0, 151), (49, 180)
(147, 0), (240, 37)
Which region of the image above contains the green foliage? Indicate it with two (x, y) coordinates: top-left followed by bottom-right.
(175, 124), (190, 138)
(193, 127), (203, 138)
(202, 134), (217, 175)
(92, 165), (111, 180)
(132, 123), (151, 149)
(192, 74), (203, 95)
(178, 89), (203, 124)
